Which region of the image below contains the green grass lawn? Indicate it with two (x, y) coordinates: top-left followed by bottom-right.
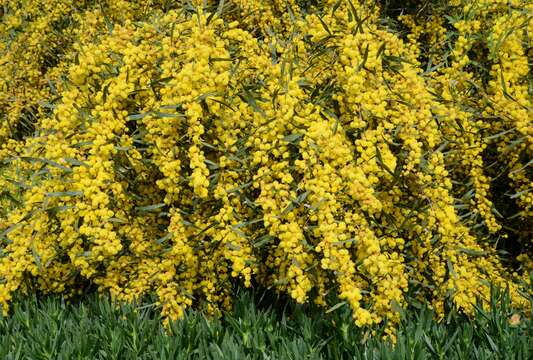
(1, 288), (531, 359)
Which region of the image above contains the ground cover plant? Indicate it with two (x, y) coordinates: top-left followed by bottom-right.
(0, 0), (532, 339)
(0, 289), (531, 359)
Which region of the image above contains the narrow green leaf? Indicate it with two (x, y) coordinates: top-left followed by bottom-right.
(325, 301), (346, 313)
(155, 232), (172, 245)
(253, 234), (275, 248)
(317, 15), (331, 35)
(45, 191), (83, 198)
(135, 203), (166, 213)
(283, 133), (303, 144)
(108, 217), (128, 224)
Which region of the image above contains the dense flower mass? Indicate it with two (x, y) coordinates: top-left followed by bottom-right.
(0, 0), (531, 336)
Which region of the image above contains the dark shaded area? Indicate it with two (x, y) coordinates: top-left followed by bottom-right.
(483, 142), (533, 269)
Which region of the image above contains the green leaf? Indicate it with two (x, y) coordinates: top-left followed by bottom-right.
(233, 218), (263, 230)
(226, 242), (241, 251)
(226, 181), (253, 194)
(283, 133), (303, 144)
(508, 187), (532, 199)
(331, 0), (342, 16)
(332, 238), (357, 247)
(357, 43), (369, 71)
(509, 159), (532, 175)
(63, 158), (89, 167)
(71, 141), (93, 148)
(208, 97), (236, 112)
(135, 203), (166, 213)
(204, 159), (220, 170)
(45, 205), (75, 213)
(4, 178), (31, 189)
(126, 113), (145, 121)
(253, 234), (275, 248)
(195, 91), (221, 102)
(37, 100), (56, 110)
(0, 224), (21, 241)
(31, 242), (42, 273)
(20, 157), (73, 173)
(153, 112), (185, 119)
(446, 258), (457, 280)
(325, 301), (346, 313)
(317, 15), (331, 35)
(108, 217), (128, 224)
(281, 191), (309, 216)
(45, 191), (83, 198)
(239, 90), (266, 118)
(457, 248), (488, 257)
(103, 14), (114, 34)
(155, 232), (172, 245)
(374, 145), (396, 178)
(376, 42), (386, 59)
(423, 333), (436, 355)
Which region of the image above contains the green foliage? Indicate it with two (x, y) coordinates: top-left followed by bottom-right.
(0, 288), (531, 359)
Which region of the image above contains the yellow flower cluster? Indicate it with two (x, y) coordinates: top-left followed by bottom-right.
(400, 0), (532, 286)
(0, 0), (530, 335)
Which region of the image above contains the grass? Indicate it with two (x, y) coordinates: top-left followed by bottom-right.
(0, 287), (531, 359)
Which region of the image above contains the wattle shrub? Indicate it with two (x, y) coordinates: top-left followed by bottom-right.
(1, 0), (531, 337)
